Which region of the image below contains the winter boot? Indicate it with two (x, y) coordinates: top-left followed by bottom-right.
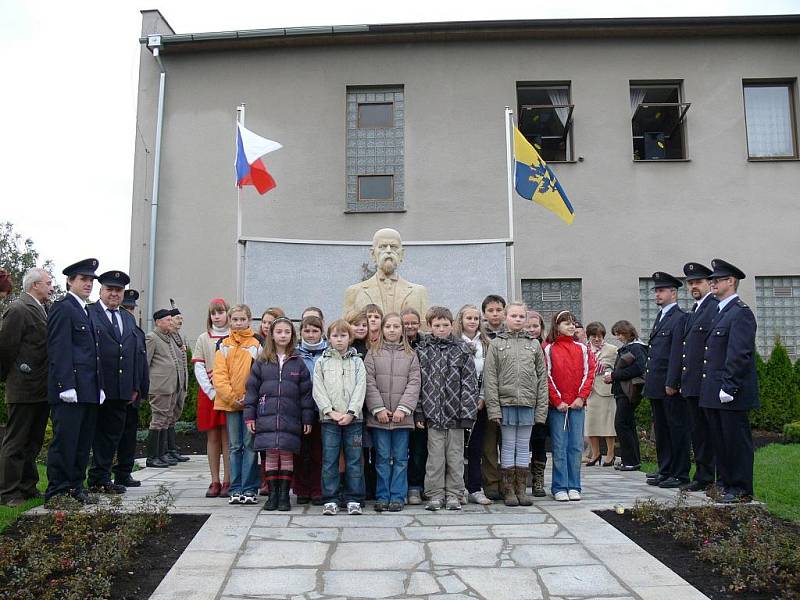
(159, 429), (177, 466)
(277, 477), (291, 511)
(259, 461), (270, 497)
(167, 427), (190, 462)
(501, 468), (519, 507)
(532, 460), (547, 497)
(514, 467), (534, 506)
(263, 472), (279, 511)
(145, 430), (169, 468)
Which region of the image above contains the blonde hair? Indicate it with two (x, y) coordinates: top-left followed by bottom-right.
(506, 300), (528, 313)
(453, 304), (489, 351)
(228, 303), (252, 320)
(327, 319), (353, 339)
(373, 312), (412, 355)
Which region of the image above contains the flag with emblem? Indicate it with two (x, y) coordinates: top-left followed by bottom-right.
(513, 125), (574, 224)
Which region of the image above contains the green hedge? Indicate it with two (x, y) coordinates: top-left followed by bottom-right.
(784, 421), (800, 443)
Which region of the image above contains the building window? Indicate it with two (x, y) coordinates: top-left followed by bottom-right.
(630, 82), (691, 160)
(346, 86), (404, 212)
(521, 279), (582, 324)
(638, 277), (692, 340)
(743, 81), (798, 159)
(517, 83), (574, 162)
(755, 276), (800, 359)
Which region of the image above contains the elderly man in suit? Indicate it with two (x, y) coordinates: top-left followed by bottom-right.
(644, 271), (690, 489)
(0, 268), (53, 506)
(45, 258), (105, 505)
(86, 271), (147, 493)
(343, 228), (429, 318)
(701, 259), (760, 504)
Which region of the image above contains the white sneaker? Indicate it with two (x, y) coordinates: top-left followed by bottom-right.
(468, 490), (493, 505)
(554, 491), (570, 502)
(347, 502), (362, 515)
(228, 493), (243, 504)
(323, 502), (338, 515)
(568, 489), (581, 501)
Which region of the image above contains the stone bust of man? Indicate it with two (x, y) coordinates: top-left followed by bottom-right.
(343, 228), (429, 319)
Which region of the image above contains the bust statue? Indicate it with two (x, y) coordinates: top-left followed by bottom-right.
(343, 228), (430, 319)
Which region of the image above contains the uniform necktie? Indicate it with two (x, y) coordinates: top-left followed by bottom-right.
(109, 309), (121, 339)
(653, 310), (663, 328)
(691, 302), (698, 312)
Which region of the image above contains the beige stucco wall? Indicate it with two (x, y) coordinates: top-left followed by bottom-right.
(130, 16), (800, 342)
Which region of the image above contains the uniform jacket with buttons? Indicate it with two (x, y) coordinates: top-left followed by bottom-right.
(90, 301), (143, 401)
(679, 295), (719, 398)
(146, 328), (185, 396)
(0, 292), (48, 403)
(700, 298), (760, 411)
(47, 293), (104, 404)
(643, 305), (688, 400)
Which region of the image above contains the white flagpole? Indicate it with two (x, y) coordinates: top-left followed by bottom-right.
(236, 103), (246, 303)
(504, 106), (516, 301)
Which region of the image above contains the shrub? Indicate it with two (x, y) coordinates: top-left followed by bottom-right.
(784, 421), (800, 444)
(752, 341), (800, 432)
(635, 396), (652, 435)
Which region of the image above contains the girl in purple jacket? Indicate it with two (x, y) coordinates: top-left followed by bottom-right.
(246, 317), (314, 511)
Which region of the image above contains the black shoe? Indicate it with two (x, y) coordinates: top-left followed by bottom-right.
(585, 456), (601, 466)
(658, 477), (684, 489)
(680, 480), (706, 492)
(615, 464), (641, 472)
(719, 492), (752, 504)
(71, 490), (99, 504)
(161, 454), (178, 466)
(645, 471), (661, 480)
(277, 479), (291, 511)
(146, 457), (169, 468)
(646, 475), (666, 486)
(115, 475), (141, 487)
(263, 489), (279, 511)
(89, 482), (127, 494)
(373, 501), (387, 512)
(146, 430), (169, 467)
(387, 501), (403, 512)
(170, 451), (190, 462)
(167, 427), (190, 461)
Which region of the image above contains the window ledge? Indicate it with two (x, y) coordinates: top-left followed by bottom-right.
(344, 208), (407, 214)
(747, 157), (800, 162)
(547, 160), (578, 164)
(632, 158), (691, 163)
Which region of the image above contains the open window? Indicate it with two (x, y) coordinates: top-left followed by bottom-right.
(517, 83), (574, 162)
(630, 82), (690, 160)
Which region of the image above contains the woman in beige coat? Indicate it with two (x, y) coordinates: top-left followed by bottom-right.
(584, 322), (618, 466)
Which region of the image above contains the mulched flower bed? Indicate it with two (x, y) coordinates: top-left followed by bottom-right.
(596, 505), (800, 600)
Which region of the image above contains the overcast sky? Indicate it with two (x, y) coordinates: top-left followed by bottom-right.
(2, 0), (798, 285)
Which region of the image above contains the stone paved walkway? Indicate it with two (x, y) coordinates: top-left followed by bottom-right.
(37, 457), (712, 599)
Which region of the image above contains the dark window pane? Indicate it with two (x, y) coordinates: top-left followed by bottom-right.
(358, 103), (393, 128)
(358, 175), (393, 200)
(516, 84), (572, 161)
(630, 84), (687, 160)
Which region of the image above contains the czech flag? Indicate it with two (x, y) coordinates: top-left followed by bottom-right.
(235, 123), (282, 195)
(513, 126), (574, 224)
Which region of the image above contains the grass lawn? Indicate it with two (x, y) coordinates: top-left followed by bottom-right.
(641, 444), (800, 522)
(0, 463), (46, 532)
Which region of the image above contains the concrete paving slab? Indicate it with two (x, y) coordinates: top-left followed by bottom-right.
(539, 564), (628, 596)
(455, 567), (544, 600)
(330, 540), (425, 570)
(237, 539), (329, 567)
(323, 570), (406, 598)
(429, 539), (503, 567)
(223, 568), (318, 595)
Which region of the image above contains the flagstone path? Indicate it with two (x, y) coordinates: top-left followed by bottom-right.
(34, 457), (711, 599)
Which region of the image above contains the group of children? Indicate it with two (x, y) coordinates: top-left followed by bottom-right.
(190, 294), (597, 513)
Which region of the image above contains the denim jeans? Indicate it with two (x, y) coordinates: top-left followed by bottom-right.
(547, 407), (585, 494)
(370, 428), (410, 503)
(321, 421), (364, 503)
(226, 411), (259, 495)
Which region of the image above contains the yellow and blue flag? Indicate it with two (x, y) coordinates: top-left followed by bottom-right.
(513, 126), (574, 224)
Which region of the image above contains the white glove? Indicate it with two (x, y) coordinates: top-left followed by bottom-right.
(99, 389), (106, 405)
(59, 389), (78, 403)
(719, 390), (734, 404)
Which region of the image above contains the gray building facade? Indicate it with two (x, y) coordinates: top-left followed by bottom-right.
(130, 11), (800, 356)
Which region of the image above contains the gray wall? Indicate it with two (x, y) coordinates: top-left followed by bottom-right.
(243, 240), (508, 321)
(130, 18), (800, 343)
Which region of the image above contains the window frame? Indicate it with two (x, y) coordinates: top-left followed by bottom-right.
(630, 81), (691, 161)
(742, 79), (799, 161)
(357, 174), (394, 201)
(516, 82), (575, 163)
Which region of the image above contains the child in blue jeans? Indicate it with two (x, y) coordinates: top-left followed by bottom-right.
(313, 320), (367, 515)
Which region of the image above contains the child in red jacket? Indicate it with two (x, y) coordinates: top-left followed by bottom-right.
(543, 310), (596, 502)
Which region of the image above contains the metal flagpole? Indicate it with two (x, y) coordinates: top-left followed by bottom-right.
(504, 106), (516, 301)
(236, 103), (246, 303)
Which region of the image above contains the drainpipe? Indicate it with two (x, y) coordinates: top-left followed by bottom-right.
(146, 35), (165, 331)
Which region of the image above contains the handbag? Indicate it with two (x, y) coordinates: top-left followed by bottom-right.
(617, 351), (645, 408)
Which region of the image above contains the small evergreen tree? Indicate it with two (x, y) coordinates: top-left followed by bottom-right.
(752, 339), (800, 432)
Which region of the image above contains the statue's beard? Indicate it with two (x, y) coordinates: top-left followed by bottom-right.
(379, 256), (397, 275)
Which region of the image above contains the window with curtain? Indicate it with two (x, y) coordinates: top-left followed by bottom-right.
(630, 82), (691, 160)
(516, 83), (574, 162)
(743, 82), (798, 159)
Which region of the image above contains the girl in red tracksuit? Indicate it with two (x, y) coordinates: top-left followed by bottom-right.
(543, 310), (595, 502)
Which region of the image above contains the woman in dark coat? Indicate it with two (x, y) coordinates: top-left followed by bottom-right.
(245, 317), (314, 511)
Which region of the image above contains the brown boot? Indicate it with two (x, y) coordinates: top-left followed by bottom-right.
(514, 467), (534, 506)
(532, 460), (547, 497)
(501, 468), (519, 507)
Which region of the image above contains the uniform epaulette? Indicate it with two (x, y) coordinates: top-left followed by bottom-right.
(736, 299), (748, 308)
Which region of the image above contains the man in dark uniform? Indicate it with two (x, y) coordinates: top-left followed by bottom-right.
(678, 262), (719, 492)
(113, 289), (148, 487)
(0, 268), (53, 506)
(644, 272), (690, 488)
(87, 271), (145, 493)
(701, 259), (759, 503)
(45, 258), (104, 505)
